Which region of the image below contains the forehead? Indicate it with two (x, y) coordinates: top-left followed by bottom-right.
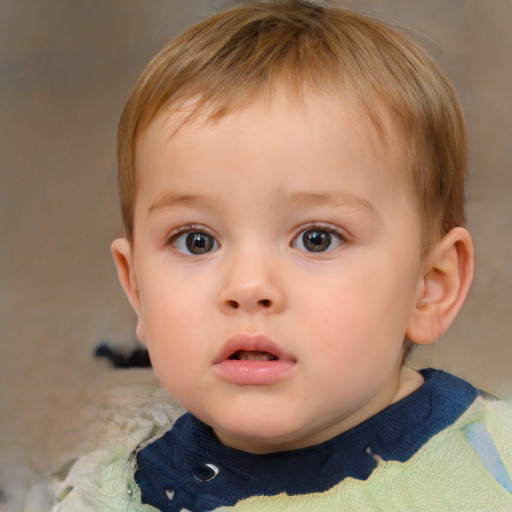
(134, 90), (411, 221)
(136, 88), (404, 175)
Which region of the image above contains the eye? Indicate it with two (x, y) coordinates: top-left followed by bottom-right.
(171, 230), (219, 255)
(292, 226), (344, 253)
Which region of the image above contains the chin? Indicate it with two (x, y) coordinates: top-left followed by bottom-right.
(211, 414), (310, 453)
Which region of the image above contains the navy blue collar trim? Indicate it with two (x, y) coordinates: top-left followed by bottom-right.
(135, 369), (479, 511)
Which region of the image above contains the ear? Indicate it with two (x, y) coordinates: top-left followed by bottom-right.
(111, 238), (147, 344)
(406, 227), (474, 346)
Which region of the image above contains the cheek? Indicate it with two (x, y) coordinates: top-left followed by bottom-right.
(140, 266), (204, 322)
(139, 285), (203, 363)
(301, 262), (416, 345)
(143, 294), (208, 403)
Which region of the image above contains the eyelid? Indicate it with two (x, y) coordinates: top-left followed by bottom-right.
(166, 222), (214, 238)
(292, 221), (347, 240)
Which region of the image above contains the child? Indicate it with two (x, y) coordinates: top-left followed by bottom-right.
(38, 1), (512, 510)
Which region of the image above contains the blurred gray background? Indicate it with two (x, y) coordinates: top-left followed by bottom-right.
(1, 0), (511, 475)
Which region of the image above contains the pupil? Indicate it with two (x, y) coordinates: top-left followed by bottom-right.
(304, 230), (331, 252)
(186, 232), (213, 254)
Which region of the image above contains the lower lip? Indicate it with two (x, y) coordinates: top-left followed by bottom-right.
(214, 359), (295, 385)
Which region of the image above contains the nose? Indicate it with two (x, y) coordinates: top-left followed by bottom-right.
(218, 253), (286, 314)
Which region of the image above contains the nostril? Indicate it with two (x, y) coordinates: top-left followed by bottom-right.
(259, 299), (271, 307)
(227, 300), (239, 309)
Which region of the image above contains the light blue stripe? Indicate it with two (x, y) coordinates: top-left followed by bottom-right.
(464, 422), (512, 493)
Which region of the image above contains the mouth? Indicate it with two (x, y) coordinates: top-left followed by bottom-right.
(228, 350), (279, 362)
(215, 334), (294, 365)
(214, 334), (296, 385)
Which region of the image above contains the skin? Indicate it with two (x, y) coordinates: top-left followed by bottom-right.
(112, 90), (473, 454)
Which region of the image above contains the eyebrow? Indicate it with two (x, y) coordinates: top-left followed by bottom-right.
(270, 189), (380, 218)
(147, 189), (379, 218)
(147, 192), (224, 215)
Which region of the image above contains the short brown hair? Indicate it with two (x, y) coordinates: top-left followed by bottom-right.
(117, 0), (467, 252)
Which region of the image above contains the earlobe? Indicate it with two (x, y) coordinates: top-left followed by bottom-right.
(111, 238), (147, 343)
(406, 227), (474, 346)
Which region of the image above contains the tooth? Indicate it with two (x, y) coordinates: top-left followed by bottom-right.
(236, 351), (276, 361)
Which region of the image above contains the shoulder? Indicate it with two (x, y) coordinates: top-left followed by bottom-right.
(213, 372), (512, 511)
(457, 392), (512, 487)
(25, 400), (183, 512)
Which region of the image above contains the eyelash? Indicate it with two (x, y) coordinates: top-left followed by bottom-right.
(291, 222), (346, 254)
(166, 224), (220, 255)
(165, 222), (347, 256)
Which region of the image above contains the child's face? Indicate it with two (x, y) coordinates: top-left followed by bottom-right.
(120, 91), (427, 453)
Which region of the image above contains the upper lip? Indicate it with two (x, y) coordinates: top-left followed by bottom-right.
(214, 334), (296, 364)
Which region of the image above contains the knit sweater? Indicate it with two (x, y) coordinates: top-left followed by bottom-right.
(30, 369), (512, 511)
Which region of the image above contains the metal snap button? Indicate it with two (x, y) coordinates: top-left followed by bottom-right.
(193, 463), (220, 482)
